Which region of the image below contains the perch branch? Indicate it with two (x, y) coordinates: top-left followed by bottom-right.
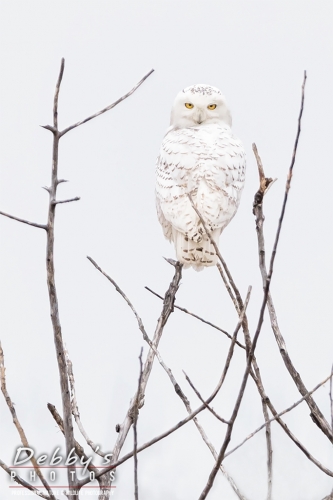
(0, 210), (47, 230)
(86, 258), (183, 475)
(188, 194), (273, 498)
(59, 69), (154, 137)
(0, 343), (56, 499)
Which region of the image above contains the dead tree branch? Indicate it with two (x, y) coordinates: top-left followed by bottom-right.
(0, 343), (55, 499)
(78, 286), (251, 489)
(226, 372), (333, 458)
(133, 349), (143, 500)
(65, 349), (106, 458)
(58, 69), (154, 137)
(0, 459), (52, 500)
(188, 195), (273, 498)
(0, 210), (47, 230)
(145, 286), (246, 350)
(252, 75), (333, 445)
(47, 404), (111, 500)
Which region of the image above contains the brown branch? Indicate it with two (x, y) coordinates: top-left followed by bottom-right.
(226, 373), (333, 459)
(0, 343), (56, 499)
(188, 194), (273, 496)
(84, 258), (183, 480)
(53, 197), (80, 205)
(330, 364), (333, 434)
(183, 372), (229, 425)
(78, 286), (251, 488)
(133, 349), (143, 500)
(47, 403), (111, 500)
(145, 286), (246, 350)
(139, 294), (246, 498)
(0, 210), (47, 230)
(0, 459), (52, 499)
(45, 58), (78, 499)
(252, 87), (333, 445)
(59, 69), (154, 137)
(65, 349), (106, 458)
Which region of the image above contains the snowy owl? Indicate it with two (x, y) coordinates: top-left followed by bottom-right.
(155, 84), (246, 271)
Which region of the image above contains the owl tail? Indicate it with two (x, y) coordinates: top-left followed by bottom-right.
(173, 228), (220, 271)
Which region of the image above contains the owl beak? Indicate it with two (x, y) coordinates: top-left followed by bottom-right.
(195, 109), (205, 124)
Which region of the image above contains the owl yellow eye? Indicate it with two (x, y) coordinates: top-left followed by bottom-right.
(185, 103), (194, 109)
(207, 104), (217, 110)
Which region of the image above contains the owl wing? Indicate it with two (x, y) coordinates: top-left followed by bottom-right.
(155, 125), (246, 239)
(155, 127), (204, 241)
(199, 128), (246, 231)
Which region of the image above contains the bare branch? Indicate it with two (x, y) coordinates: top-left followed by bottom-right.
(84, 258), (183, 481)
(53, 197), (80, 205)
(0, 210), (47, 230)
(53, 58), (65, 129)
(226, 372), (333, 459)
(330, 364), (333, 433)
(252, 113), (333, 445)
(0, 343), (56, 499)
(78, 286), (251, 488)
(47, 403), (111, 499)
(145, 286), (246, 350)
(140, 295), (246, 498)
(0, 459), (53, 500)
(59, 69), (154, 137)
(65, 349), (106, 458)
(133, 349), (143, 500)
(184, 372), (229, 425)
(46, 58), (78, 499)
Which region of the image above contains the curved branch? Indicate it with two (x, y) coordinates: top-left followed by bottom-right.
(59, 69), (154, 137)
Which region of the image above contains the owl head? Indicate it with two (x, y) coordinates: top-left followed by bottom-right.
(170, 84), (232, 129)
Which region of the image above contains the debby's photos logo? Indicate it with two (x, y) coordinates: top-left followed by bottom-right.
(10, 447), (116, 485)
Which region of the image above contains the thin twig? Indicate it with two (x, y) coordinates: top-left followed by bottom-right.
(133, 349), (143, 500)
(84, 258), (183, 483)
(142, 294), (246, 498)
(188, 191), (273, 497)
(0, 343), (56, 499)
(0, 210), (47, 230)
(78, 286), (251, 488)
(226, 372), (333, 458)
(53, 197), (80, 205)
(330, 364), (333, 433)
(65, 349), (106, 458)
(145, 286), (245, 349)
(47, 403), (111, 500)
(59, 69), (154, 137)
(0, 459), (52, 500)
(184, 372), (229, 424)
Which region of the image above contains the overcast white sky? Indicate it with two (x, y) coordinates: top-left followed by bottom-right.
(0, 2), (332, 499)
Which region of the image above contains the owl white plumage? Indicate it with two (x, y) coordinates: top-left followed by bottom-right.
(155, 84), (246, 271)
